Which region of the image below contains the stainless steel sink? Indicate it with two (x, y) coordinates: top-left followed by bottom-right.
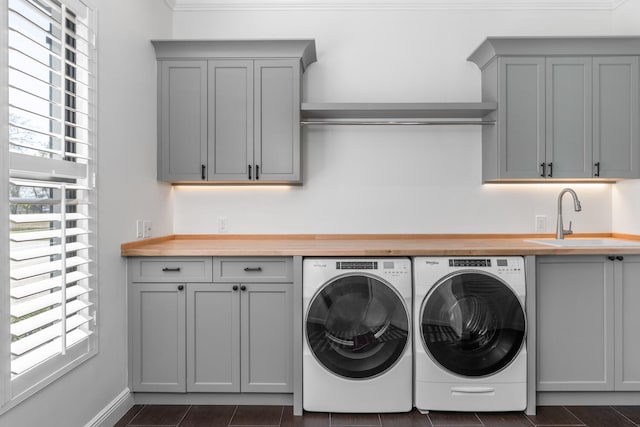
(526, 238), (640, 247)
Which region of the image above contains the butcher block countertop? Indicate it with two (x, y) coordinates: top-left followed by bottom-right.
(121, 233), (640, 257)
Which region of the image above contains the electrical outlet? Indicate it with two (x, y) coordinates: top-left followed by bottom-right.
(136, 219), (143, 238)
(218, 217), (228, 233)
(535, 215), (546, 233)
(143, 220), (152, 238)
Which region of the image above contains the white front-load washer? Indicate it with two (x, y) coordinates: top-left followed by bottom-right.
(303, 258), (412, 413)
(414, 257), (527, 412)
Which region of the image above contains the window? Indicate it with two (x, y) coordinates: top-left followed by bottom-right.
(3, 0), (97, 410)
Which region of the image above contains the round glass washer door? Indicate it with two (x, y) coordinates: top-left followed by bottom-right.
(306, 274), (409, 379)
(420, 272), (526, 377)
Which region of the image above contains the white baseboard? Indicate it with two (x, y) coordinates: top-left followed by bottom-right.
(85, 388), (134, 427)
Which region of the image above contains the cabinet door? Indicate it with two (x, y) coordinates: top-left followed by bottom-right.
(131, 283), (186, 392)
(207, 60), (254, 181)
(186, 283), (241, 392)
(546, 57), (593, 178)
(498, 57), (546, 179)
(593, 56), (640, 179)
(159, 61), (207, 182)
(537, 256), (615, 391)
(615, 256), (640, 390)
(241, 283), (293, 393)
(254, 60), (301, 183)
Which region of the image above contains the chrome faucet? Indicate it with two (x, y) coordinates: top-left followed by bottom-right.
(556, 188), (582, 239)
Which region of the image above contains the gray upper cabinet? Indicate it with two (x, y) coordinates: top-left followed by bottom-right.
(159, 61), (208, 182)
(546, 57), (593, 179)
(254, 60), (301, 182)
(207, 60), (254, 181)
(593, 57), (640, 179)
(153, 40), (316, 184)
(537, 255), (640, 392)
(494, 57), (546, 180)
(469, 37), (640, 182)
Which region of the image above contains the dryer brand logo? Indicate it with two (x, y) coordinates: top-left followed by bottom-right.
(423, 260), (440, 266)
(312, 262), (327, 268)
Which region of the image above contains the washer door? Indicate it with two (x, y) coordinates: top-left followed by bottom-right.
(420, 272), (525, 377)
(306, 274), (409, 379)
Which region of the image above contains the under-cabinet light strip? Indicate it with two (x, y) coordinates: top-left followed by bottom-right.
(300, 119), (496, 125)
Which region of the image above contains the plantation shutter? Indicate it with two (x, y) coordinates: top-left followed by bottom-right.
(6, 0), (97, 399)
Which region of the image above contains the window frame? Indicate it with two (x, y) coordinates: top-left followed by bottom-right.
(1, 0), (98, 413)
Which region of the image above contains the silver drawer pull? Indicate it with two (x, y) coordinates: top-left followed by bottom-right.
(162, 267), (181, 272)
(244, 267), (263, 272)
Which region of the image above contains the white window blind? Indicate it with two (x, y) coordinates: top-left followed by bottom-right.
(5, 0), (96, 405)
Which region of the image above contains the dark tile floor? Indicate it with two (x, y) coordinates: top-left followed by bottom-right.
(114, 405), (640, 427)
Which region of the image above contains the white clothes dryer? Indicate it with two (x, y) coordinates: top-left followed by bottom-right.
(303, 258), (412, 413)
(414, 257), (527, 412)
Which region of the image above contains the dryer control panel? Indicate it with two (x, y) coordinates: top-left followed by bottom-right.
(447, 257), (523, 275)
(495, 257), (524, 275)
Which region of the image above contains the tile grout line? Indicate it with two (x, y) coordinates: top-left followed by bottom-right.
(474, 412), (486, 427)
(561, 405), (600, 427)
(610, 405), (640, 427)
(278, 405), (284, 427)
(125, 405), (145, 427)
(227, 405), (239, 427)
(174, 404), (192, 427)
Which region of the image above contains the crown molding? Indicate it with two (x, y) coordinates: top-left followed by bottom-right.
(169, 0), (630, 12)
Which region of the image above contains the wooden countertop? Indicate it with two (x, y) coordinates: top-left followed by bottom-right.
(121, 233), (640, 257)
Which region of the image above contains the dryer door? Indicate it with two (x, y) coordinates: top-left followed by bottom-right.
(420, 272), (525, 377)
(306, 274), (409, 379)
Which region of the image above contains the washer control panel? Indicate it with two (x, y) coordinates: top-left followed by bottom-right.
(335, 260), (410, 277)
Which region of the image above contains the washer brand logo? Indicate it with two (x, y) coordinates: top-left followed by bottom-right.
(312, 262), (327, 268)
(423, 261), (440, 266)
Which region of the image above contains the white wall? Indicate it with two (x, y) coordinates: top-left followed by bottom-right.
(0, 1), (172, 426)
(611, 0), (640, 235)
(171, 7), (625, 235)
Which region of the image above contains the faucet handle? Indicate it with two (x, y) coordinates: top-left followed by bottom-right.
(564, 221), (574, 235)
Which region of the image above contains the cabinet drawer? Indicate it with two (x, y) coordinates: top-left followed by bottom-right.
(130, 257), (213, 282)
(214, 257), (293, 283)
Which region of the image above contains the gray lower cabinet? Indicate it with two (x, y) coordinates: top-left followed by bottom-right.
(616, 256), (640, 390)
(153, 40), (316, 184)
(537, 255), (640, 391)
(469, 38), (640, 182)
(129, 256), (293, 394)
(186, 282), (293, 393)
(129, 257), (212, 392)
(131, 282), (187, 392)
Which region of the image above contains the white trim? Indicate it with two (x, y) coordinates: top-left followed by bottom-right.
(84, 388), (134, 427)
(170, 0), (630, 11)
(0, 0), (10, 409)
